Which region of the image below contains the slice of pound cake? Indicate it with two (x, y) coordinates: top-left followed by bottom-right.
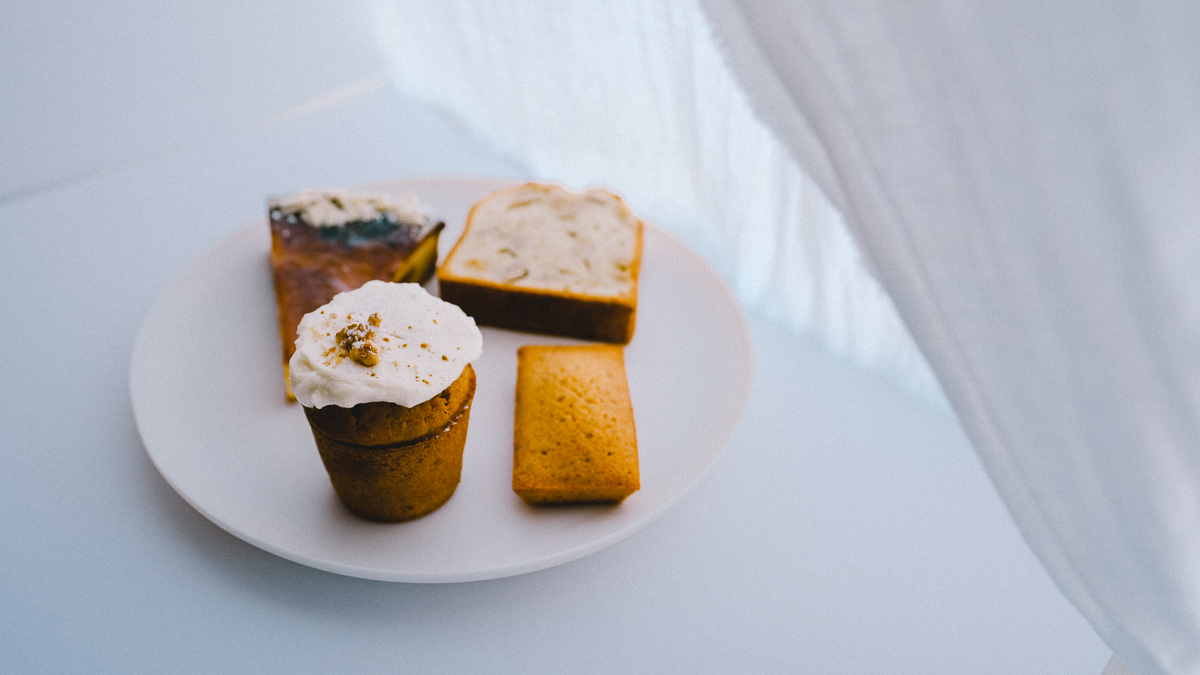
(438, 182), (643, 344)
(513, 345), (639, 505)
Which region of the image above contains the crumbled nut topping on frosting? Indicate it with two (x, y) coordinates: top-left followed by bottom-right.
(336, 321), (380, 367)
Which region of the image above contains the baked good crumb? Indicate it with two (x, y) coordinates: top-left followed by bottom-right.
(438, 182), (643, 344)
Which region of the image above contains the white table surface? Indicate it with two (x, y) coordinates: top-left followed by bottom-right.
(0, 1), (1109, 672)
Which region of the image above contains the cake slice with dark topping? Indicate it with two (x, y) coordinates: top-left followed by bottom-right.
(269, 189), (444, 400)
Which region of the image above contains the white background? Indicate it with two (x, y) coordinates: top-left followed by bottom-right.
(0, 0), (1108, 672)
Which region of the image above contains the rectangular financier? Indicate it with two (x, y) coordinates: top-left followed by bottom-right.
(513, 345), (640, 504)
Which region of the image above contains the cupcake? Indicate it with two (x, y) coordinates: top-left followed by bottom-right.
(289, 280), (483, 522)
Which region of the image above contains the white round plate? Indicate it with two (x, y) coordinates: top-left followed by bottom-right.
(130, 176), (753, 583)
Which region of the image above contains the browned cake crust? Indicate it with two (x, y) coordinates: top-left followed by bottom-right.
(513, 346), (639, 505)
(437, 183), (642, 344)
(437, 278), (636, 344)
(303, 364), (475, 522)
(270, 209), (443, 400)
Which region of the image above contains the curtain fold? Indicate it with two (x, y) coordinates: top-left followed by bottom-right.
(701, 2), (1200, 674)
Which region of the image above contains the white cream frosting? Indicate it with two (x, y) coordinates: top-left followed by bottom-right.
(269, 189), (430, 228)
(442, 183), (640, 298)
(288, 281), (482, 409)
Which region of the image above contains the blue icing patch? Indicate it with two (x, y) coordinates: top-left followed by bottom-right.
(315, 217), (419, 247)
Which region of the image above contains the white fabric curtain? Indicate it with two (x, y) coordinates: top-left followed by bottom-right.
(372, 2), (1200, 673)
(706, 2), (1200, 675)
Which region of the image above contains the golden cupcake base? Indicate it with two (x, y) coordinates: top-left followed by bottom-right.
(302, 365), (475, 522)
